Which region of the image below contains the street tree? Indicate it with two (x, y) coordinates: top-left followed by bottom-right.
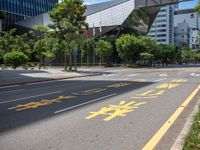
(139, 36), (156, 52)
(154, 44), (176, 66)
(82, 38), (95, 66)
(3, 51), (29, 69)
(11, 33), (32, 57)
(34, 37), (56, 68)
(48, 0), (87, 70)
(116, 34), (142, 64)
(0, 29), (16, 60)
(195, 0), (200, 12)
(95, 40), (113, 66)
(139, 52), (153, 65)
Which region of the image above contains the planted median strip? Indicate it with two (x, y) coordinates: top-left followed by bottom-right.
(183, 104), (200, 150)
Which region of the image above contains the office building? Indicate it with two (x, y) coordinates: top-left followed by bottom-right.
(148, 5), (175, 44)
(0, 0), (58, 30)
(174, 9), (200, 50)
(15, 0), (179, 38)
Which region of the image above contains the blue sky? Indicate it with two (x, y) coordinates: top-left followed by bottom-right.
(84, 0), (198, 9)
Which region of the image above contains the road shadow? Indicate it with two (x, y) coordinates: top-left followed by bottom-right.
(0, 70), (49, 85)
(0, 79), (155, 133)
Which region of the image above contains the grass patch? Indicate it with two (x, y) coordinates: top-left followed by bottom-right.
(183, 105), (200, 150)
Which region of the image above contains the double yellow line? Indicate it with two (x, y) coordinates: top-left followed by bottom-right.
(142, 84), (200, 150)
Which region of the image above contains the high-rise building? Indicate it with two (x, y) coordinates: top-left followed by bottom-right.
(174, 9), (200, 51)
(148, 5), (175, 45)
(0, 0), (58, 30)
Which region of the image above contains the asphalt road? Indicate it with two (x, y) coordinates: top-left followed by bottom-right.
(0, 68), (200, 150)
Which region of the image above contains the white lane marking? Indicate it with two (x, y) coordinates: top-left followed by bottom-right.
(104, 74), (116, 77)
(154, 78), (167, 82)
(0, 85), (20, 89)
(159, 74), (167, 77)
(26, 80), (57, 85)
(191, 73), (200, 77)
(0, 89), (24, 94)
(107, 74), (116, 77)
(0, 91), (63, 105)
(129, 74), (141, 77)
(54, 93), (117, 114)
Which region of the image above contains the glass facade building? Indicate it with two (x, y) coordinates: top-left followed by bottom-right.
(0, 0), (58, 30)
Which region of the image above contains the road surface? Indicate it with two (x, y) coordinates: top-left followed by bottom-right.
(0, 68), (199, 150)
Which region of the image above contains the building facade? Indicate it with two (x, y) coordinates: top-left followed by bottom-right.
(148, 6), (200, 51)
(148, 5), (175, 44)
(0, 0), (58, 30)
(15, 0), (179, 38)
(174, 9), (200, 51)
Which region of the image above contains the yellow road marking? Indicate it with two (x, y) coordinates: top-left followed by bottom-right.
(132, 90), (165, 99)
(85, 101), (146, 121)
(142, 84), (200, 150)
(8, 96), (76, 111)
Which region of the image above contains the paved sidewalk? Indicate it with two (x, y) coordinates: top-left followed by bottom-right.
(0, 67), (99, 87)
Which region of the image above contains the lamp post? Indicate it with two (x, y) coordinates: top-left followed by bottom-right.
(93, 22), (96, 66)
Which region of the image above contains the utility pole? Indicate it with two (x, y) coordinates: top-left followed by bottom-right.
(93, 22), (96, 66)
(99, 21), (102, 66)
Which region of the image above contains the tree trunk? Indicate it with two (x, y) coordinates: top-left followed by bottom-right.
(64, 49), (67, 70)
(39, 55), (42, 70)
(99, 54), (102, 66)
(69, 54), (72, 71)
(87, 54), (89, 66)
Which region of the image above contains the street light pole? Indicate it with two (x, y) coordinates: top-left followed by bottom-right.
(74, 31), (79, 71)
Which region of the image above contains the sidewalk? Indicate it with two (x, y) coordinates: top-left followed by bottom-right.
(0, 67), (100, 87)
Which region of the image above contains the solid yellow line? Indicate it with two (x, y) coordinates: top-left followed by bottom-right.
(142, 84), (200, 150)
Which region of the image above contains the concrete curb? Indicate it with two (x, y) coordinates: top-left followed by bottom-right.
(0, 73), (101, 87)
(171, 99), (200, 150)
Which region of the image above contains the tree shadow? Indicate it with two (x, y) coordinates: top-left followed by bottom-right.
(0, 79), (155, 133)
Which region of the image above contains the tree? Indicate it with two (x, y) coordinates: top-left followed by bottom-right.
(139, 36), (156, 52)
(82, 38), (95, 66)
(3, 51), (29, 69)
(0, 29), (32, 62)
(153, 44), (176, 66)
(116, 34), (142, 64)
(11, 33), (32, 57)
(95, 40), (113, 66)
(0, 29), (16, 60)
(34, 38), (56, 68)
(195, 1), (200, 12)
(139, 52), (153, 65)
(48, 0), (87, 70)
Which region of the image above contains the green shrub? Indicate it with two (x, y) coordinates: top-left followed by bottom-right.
(3, 51), (29, 69)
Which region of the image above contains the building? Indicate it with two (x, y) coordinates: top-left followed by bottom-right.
(0, 0), (58, 31)
(174, 9), (200, 50)
(14, 0), (180, 38)
(148, 5), (176, 44)
(148, 6), (200, 51)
